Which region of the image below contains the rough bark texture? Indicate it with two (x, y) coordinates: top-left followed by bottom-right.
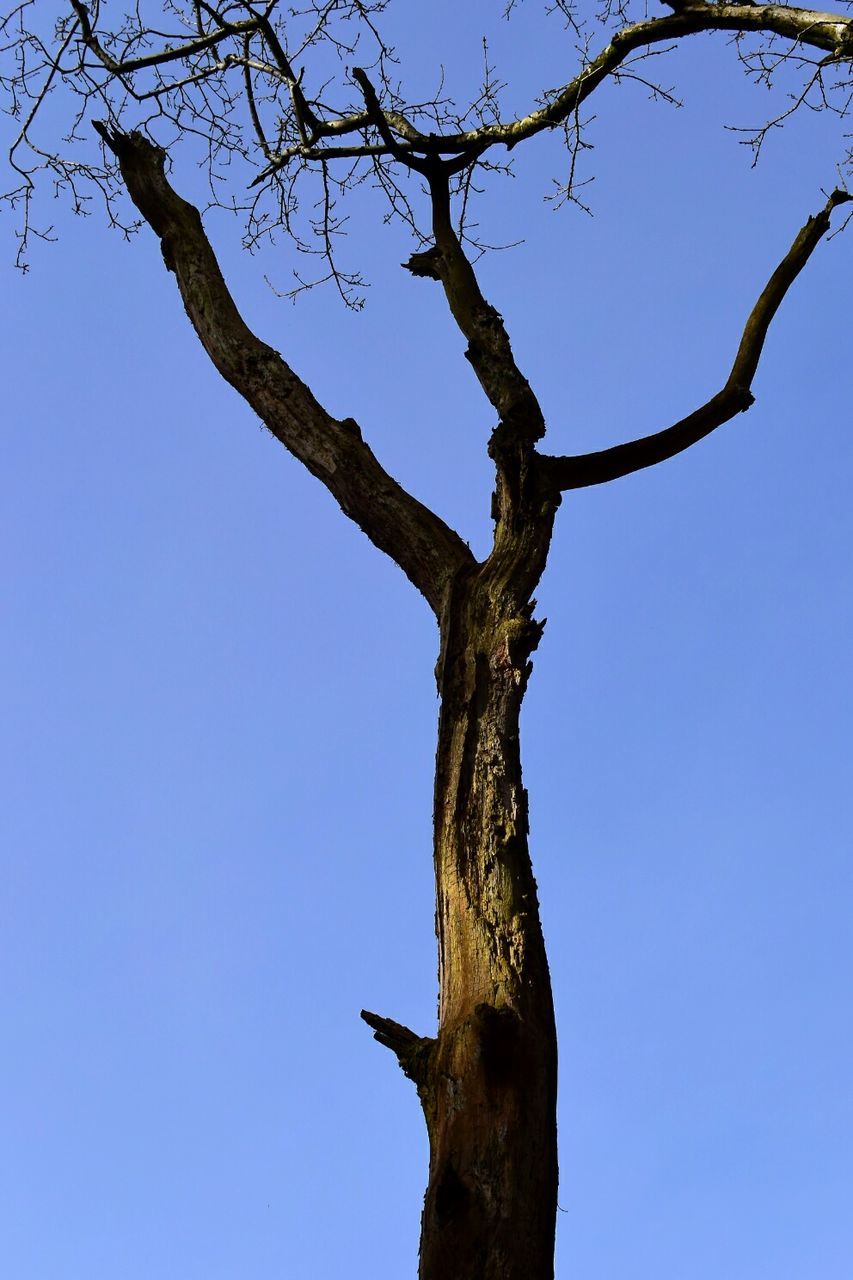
(420, 556), (559, 1280)
(370, 494), (562, 1279)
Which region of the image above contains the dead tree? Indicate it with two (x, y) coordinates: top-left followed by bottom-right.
(3, 2), (851, 1275)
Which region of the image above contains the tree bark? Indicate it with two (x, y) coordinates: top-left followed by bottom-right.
(417, 563), (559, 1280)
(366, 442), (561, 1277)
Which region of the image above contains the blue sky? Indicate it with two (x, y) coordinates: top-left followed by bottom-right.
(2, 4), (852, 1277)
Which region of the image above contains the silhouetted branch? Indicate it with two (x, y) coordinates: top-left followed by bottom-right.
(92, 123), (475, 612)
(542, 188), (853, 490)
(4, 1), (853, 276)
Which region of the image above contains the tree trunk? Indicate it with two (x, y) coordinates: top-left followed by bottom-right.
(360, 458), (561, 1278)
(418, 565), (558, 1280)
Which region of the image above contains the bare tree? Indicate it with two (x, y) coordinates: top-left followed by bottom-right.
(3, 2), (851, 1275)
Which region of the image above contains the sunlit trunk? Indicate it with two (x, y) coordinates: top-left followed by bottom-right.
(416, 569), (558, 1280)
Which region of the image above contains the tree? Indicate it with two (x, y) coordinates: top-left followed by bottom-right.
(3, 2), (851, 1276)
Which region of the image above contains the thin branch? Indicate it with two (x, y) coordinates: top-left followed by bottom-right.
(70, 0), (263, 75)
(542, 187), (852, 490)
(8, 11), (79, 178)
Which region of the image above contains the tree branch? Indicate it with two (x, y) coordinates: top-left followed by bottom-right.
(401, 169), (559, 597)
(360, 1010), (434, 1086)
(70, 0), (262, 75)
(93, 125), (475, 613)
(248, 3), (853, 171)
(351, 67), (426, 168)
(409, 169), (545, 457)
(542, 188), (852, 490)
(414, 4), (853, 157)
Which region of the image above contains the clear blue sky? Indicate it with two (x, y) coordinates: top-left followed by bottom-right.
(2, 4), (852, 1277)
